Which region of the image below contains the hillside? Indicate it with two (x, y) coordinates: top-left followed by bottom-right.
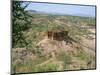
(12, 13), (96, 73)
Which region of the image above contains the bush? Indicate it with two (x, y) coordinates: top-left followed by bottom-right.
(75, 50), (95, 62)
(34, 63), (58, 72)
(56, 51), (72, 64)
(76, 51), (87, 60)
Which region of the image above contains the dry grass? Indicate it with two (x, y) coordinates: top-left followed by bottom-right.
(12, 14), (96, 73)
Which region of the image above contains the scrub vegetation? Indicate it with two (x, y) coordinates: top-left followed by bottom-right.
(12, 1), (96, 74)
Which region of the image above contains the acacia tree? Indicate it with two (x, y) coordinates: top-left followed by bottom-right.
(12, 1), (32, 48)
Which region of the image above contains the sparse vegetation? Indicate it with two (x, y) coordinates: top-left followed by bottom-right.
(34, 64), (58, 72)
(12, 1), (96, 74)
(56, 51), (72, 64)
(56, 51), (72, 69)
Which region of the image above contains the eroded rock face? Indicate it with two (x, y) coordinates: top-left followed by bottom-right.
(36, 38), (74, 58)
(47, 30), (68, 41)
(36, 30), (76, 57)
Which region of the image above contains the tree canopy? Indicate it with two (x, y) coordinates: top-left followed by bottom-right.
(12, 1), (32, 48)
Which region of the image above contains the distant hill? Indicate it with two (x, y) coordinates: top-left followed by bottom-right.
(26, 10), (95, 18)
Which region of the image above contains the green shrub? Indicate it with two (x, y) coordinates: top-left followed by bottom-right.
(76, 51), (87, 60)
(34, 63), (58, 72)
(56, 51), (72, 64)
(75, 50), (95, 62)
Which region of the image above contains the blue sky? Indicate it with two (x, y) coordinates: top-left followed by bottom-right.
(23, 2), (96, 17)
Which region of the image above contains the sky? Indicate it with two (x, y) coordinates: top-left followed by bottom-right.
(23, 2), (96, 17)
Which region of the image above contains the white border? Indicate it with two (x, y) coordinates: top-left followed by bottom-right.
(0, 0), (100, 75)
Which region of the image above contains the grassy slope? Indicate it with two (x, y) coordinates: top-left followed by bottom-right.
(12, 14), (96, 73)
